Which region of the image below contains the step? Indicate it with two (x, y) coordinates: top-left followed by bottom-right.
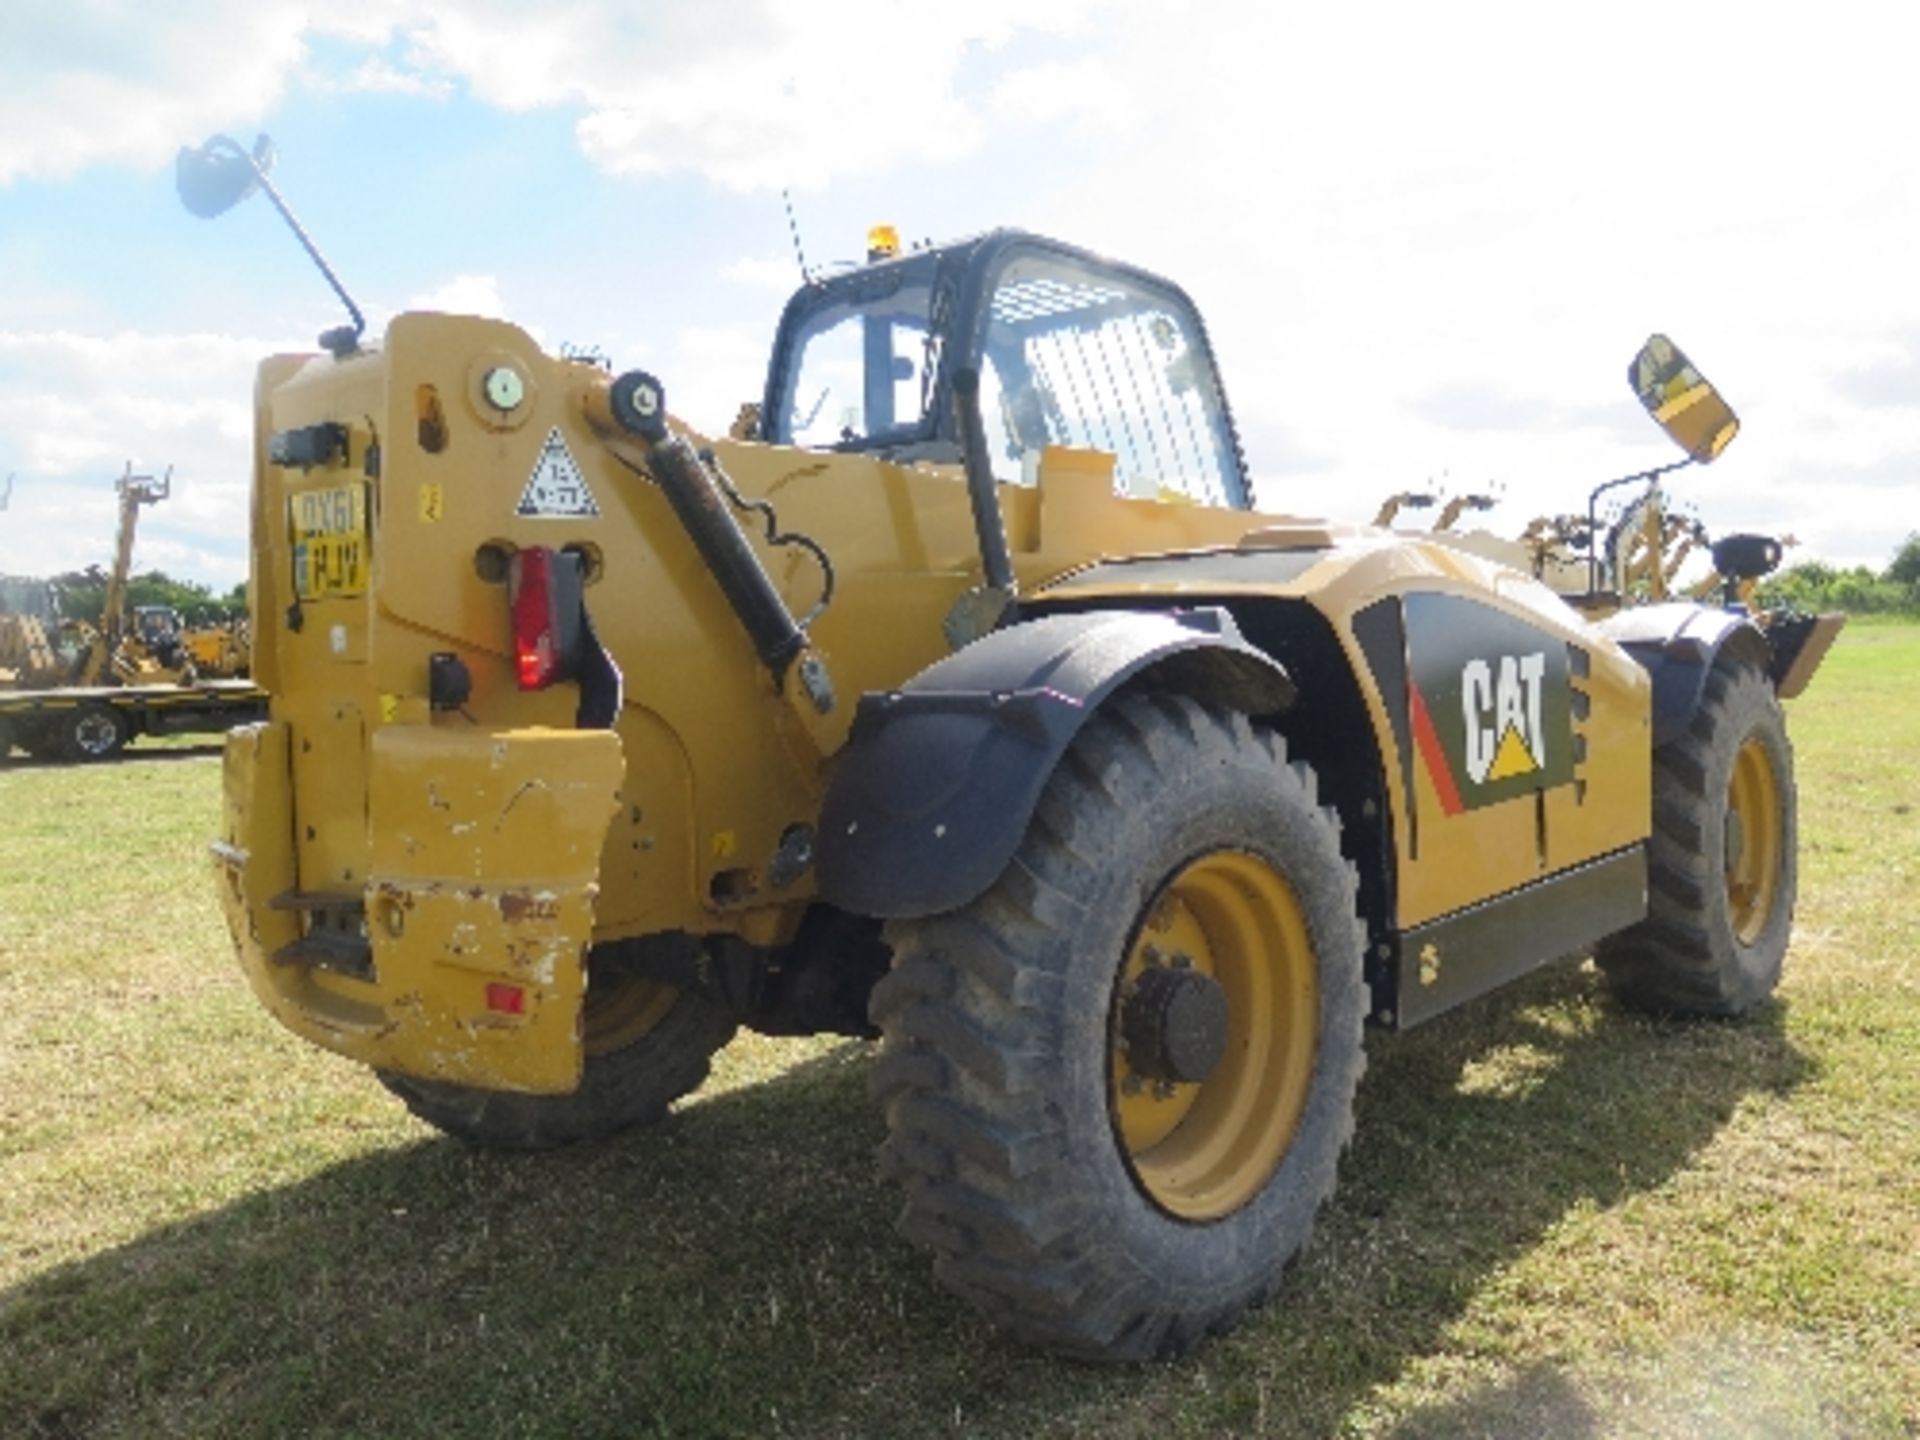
(271, 928), (373, 978)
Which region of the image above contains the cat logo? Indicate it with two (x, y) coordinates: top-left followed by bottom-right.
(1461, 653), (1548, 783)
(1378, 593), (1577, 820)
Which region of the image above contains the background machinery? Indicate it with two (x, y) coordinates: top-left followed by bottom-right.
(187, 133), (1836, 1360)
(0, 466), (265, 762)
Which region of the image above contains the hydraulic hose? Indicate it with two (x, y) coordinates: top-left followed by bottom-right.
(602, 371), (807, 679)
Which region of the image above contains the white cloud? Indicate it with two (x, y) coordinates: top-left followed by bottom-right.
(0, 2), (1093, 192)
(724, 256), (808, 294)
(406, 273), (508, 318)
(515, 2), (1054, 190)
(0, 328), (288, 584)
(952, 2), (1920, 568)
(322, 56), (454, 100)
(0, 4), (310, 183)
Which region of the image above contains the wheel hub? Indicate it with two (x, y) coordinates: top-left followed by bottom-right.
(1121, 964), (1229, 1085)
(76, 713), (117, 754)
(1109, 850), (1320, 1221)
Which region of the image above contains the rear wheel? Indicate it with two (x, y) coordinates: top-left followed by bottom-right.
(379, 975), (736, 1149)
(871, 694), (1367, 1360)
(63, 702), (128, 761)
(1596, 657), (1796, 1016)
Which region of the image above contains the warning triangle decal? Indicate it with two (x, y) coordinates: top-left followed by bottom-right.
(516, 427), (600, 518)
(1486, 724), (1540, 781)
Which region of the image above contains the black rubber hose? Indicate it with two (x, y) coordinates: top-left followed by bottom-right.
(606, 371), (806, 679)
(648, 434), (806, 677)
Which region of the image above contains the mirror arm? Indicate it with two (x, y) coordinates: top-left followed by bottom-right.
(1585, 457), (1693, 594)
(202, 136), (365, 355)
(254, 176), (365, 352)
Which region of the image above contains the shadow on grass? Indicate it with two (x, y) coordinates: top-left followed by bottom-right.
(0, 960), (1810, 1440)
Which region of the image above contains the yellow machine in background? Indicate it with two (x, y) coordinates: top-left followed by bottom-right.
(186, 134), (1838, 1361)
(0, 467), (266, 761)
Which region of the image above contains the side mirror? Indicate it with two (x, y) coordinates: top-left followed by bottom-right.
(176, 134), (277, 219)
(174, 132), (365, 357)
(1711, 532), (1784, 582)
(1629, 334), (1739, 463)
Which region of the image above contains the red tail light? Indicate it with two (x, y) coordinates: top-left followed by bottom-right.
(508, 546), (582, 691)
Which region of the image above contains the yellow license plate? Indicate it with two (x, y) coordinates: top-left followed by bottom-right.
(290, 484), (369, 600)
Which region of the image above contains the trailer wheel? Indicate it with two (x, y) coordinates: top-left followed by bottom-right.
(378, 978), (736, 1149)
(871, 694), (1367, 1361)
(63, 703), (129, 761)
(1596, 657), (1796, 1016)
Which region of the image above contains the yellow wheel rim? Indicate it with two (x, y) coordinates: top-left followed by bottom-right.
(583, 975), (677, 1057)
(1726, 735), (1783, 945)
(1109, 851), (1319, 1220)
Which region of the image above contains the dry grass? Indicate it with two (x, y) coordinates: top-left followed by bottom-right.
(1, 628), (1915, 1438)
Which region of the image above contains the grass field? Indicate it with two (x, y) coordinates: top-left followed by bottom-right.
(2, 628), (1915, 1439)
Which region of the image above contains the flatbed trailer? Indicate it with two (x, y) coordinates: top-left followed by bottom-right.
(0, 680), (267, 763)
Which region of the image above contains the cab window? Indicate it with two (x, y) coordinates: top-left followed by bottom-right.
(975, 253), (1243, 507)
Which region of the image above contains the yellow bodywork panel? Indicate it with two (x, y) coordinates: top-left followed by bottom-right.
(1042, 528), (1653, 929)
(215, 719), (623, 1093)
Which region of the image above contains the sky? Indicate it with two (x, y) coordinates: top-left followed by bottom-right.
(1, 1), (1916, 589)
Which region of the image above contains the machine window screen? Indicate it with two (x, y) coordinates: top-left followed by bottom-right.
(975, 255), (1242, 507)
(780, 283), (935, 448)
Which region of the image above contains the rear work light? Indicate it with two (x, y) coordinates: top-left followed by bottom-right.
(507, 546), (586, 691)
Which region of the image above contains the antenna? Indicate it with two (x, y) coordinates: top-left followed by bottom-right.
(782, 189), (815, 287)
(0, 473), (12, 511)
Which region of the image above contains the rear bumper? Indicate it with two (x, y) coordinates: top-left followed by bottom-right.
(212, 720), (624, 1094)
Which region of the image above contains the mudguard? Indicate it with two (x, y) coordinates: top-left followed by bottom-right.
(1596, 602), (1769, 748)
(814, 607), (1293, 919)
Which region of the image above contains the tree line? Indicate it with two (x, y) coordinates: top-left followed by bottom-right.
(37, 568), (248, 625)
(1759, 533), (1920, 617)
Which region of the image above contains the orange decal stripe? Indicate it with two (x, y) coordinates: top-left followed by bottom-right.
(1408, 679), (1466, 817)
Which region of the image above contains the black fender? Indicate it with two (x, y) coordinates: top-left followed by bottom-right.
(814, 607), (1294, 919)
(1595, 602), (1770, 748)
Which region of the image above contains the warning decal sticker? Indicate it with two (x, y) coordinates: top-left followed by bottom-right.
(516, 427), (600, 518)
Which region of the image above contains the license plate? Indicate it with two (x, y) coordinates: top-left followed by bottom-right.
(289, 483), (369, 600)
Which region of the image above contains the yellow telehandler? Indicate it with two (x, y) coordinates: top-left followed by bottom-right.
(185, 135), (1838, 1359)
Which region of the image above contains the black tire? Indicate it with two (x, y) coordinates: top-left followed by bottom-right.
(378, 980), (737, 1149)
(871, 694), (1368, 1361)
(1596, 657), (1796, 1016)
(0, 716), (14, 764)
(63, 702), (129, 761)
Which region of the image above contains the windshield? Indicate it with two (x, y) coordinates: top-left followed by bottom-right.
(975, 253), (1243, 506)
(776, 279), (937, 448)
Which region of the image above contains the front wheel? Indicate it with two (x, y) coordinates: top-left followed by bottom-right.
(871, 694), (1367, 1361)
(379, 975), (737, 1149)
(1596, 656), (1797, 1016)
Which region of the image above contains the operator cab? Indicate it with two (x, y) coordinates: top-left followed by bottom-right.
(133, 605), (184, 648)
(762, 230), (1252, 509)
